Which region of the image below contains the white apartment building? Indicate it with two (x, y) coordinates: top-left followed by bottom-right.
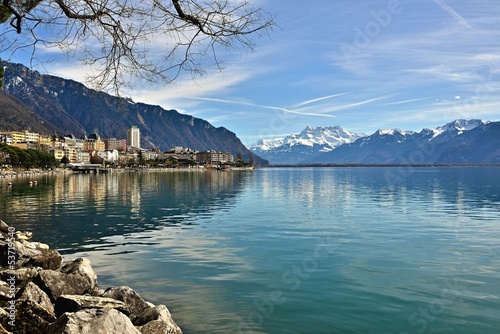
(127, 126), (140, 149)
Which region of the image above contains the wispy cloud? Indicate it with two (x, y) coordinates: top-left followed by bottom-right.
(322, 96), (391, 113)
(383, 97), (433, 106)
(189, 97), (337, 118)
(431, 0), (472, 28)
(292, 93), (350, 108)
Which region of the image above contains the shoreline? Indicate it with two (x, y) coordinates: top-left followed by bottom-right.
(0, 166), (255, 179)
(0, 220), (183, 334)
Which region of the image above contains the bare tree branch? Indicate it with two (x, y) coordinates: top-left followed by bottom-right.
(0, 0), (274, 94)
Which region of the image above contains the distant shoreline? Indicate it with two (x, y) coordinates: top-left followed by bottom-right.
(266, 163), (500, 168)
(2, 164), (499, 179)
(0, 166), (254, 179)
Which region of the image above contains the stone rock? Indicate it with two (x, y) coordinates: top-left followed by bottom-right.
(0, 267), (44, 301)
(47, 308), (141, 334)
(0, 267), (43, 292)
(102, 286), (151, 320)
(61, 258), (98, 292)
(0, 281), (12, 301)
(0, 221), (11, 234)
(0, 220), (61, 270)
(134, 305), (183, 334)
(33, 269), (95, 302)
(15, 231), (33, 241)
(0, 239), (62, 270)
(54, 294), (128, 318)
(0, 299), (56, 334)
(139, 320), (184, 334)
(17, 282), (54, 317)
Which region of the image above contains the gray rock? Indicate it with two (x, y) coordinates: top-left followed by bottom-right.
(33, 269), (95, 302)
(135, 305), (183, 334)
(61, 258), (99, 292)
(47, 308), (141, 334)
(0, 220), (60, 270)
(0, 239), (62, 270)
(54, 294), (128, 318)
(0, 299), (56, 334)
(102, 286), (151, 320)
(18, 282), (54, 317)
(0, 267), (43, 298)
(0, 281), (12, 301)
(0, 221), (10, 233)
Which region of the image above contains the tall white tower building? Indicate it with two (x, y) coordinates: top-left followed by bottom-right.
(127, 126), (140, 149)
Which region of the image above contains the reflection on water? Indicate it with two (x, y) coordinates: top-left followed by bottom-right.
(1, 167), (500, 334)
(0, 170), (249, 251)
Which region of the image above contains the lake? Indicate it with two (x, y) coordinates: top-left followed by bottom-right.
(1, 167), (499, 333)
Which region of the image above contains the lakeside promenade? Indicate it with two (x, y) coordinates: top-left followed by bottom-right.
(0, 166), (254, 179)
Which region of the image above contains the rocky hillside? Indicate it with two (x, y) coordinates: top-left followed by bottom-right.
(0, 61), (268, 165)
(0, 92), (60, 135)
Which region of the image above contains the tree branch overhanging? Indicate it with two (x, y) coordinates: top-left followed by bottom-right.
(0, 0), (275, 93)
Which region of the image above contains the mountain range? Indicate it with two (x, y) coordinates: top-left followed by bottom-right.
(0, 61), (268, 165)
(249, 126), (366, 165)
(249, 120), (500, 165)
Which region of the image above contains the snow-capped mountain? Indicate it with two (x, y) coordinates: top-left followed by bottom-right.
(249, 126), (366, 164)
(306, 119), (500, 165)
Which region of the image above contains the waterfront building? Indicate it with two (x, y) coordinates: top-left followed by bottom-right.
(196, 150), (234, 165)
(83, 133), (105, 152)
(105, 138), (127, 152)
(127, 126), (140, 149)
(0, 133), (13, 145)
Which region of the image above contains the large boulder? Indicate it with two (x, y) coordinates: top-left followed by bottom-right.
(60, 258), (99, 292)
(0, 221), (62, 270)
(0, 281), (11, 301)
(0, 299), (56, 334)
(17, 282), (54, 317)
(33, 269), (95, 302)
(47, 308), (141, 334)
(54, 295), (128, 318)
(102, 286), (151, 320)
(135, 305), (183, 334)
(0, 267), (43, 300)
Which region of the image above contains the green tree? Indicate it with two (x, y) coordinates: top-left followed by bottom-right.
(0, 0), (274, 93)
(61, 155), (70, 165)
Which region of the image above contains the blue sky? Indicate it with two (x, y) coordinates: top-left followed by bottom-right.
(6, 0), (500, 146)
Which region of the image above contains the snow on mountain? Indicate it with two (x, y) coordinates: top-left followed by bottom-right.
(307, 119), (497, 165)
(250, 126), (365, 151)
(428, 119), (490, 138)
(249, 126), (366, 164)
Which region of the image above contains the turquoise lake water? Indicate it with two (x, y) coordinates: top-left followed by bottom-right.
(1, 167), (499, 333)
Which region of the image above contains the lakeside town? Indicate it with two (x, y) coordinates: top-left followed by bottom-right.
(0, 126), (253, 175)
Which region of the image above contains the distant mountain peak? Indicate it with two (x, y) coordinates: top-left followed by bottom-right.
(306, 119), (499, 165)
(440, 119), (489, 132)
(376, 128), (414, 136)
(426, 119), (489, 138)
(249, 125), (366, 164)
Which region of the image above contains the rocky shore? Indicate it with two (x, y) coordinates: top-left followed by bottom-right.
(0, 168), (72, 179)
(0, 220), (183, 334)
